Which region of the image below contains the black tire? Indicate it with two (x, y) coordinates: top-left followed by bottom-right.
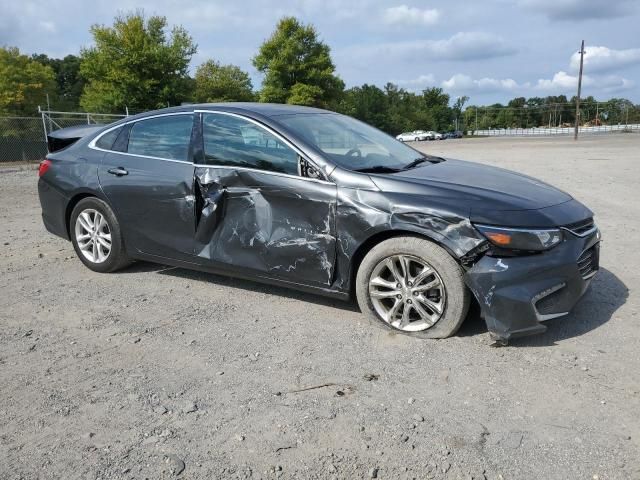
(70, 197), (131, 273)
(355, 236), (470, 339)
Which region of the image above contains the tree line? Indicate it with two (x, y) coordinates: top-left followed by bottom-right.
(463, 96), (638, 131)
(1, 12), (638, 134)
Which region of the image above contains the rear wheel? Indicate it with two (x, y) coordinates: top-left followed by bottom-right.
(70, 197), (131, 273)
(355, 237), (470, 338)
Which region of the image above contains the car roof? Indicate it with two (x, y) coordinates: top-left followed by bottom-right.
(124, 102), (332, 122)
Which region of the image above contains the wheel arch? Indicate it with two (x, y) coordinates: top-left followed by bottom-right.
(64, 189), (110, 238)
(348, 227), (460, 298)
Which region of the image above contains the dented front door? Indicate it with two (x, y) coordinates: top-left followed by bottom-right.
(193, 167), (338, 286)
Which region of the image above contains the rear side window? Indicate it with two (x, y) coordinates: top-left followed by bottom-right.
(96, 126), (122, 150)
(127, 114), (193, 161)
(202, 113), (298, 175)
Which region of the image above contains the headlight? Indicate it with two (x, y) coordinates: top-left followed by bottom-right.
(474, 224), (563, 251)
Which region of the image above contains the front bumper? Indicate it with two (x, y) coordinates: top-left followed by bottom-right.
(465, 228), (600, 341)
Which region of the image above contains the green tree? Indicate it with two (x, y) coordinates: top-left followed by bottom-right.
(79, 12), (197, 113)
(507, 97), (526, 109)
(451, 95), (469, 130)
(463, 105), (479, 132)
(0, 47), (56, 115)
(194, 60), (254, 103)
(383, 83), (434, 134)
(32, 54), (85, 110)
(252, 16), (344, 107)
(421, 87), (451, 130)
(338, 84), (390, 131)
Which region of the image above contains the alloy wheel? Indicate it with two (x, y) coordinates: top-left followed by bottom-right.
(368, 254), (446, 332)
(74, 208), (112, 264)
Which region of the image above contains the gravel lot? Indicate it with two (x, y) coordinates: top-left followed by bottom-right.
(1, 134), (638, 479)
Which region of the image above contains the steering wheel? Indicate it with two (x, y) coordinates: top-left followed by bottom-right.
(345, 147), (362, 157)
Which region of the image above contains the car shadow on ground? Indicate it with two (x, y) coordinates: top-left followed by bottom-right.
(459, 267), (628, 346)
(118, 263), (626, 345)
(118, 261), (360, 312)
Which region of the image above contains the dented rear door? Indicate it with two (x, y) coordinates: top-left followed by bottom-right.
(193, 112), (338, 286)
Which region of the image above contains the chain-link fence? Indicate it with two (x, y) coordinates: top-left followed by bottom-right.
(0, 117), (48, 163)
(0, 110), (127, 163)
(40, 110), (127, 137)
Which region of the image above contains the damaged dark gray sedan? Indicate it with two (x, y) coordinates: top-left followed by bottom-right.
(38, 103), (600, 342)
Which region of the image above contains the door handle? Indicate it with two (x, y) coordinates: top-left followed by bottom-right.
(107, 167), (128, 176)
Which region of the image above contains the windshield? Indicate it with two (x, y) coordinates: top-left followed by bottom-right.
(277, 113), (428, 172)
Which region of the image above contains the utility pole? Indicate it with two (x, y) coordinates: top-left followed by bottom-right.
(625, 103), (629, 127)
(574, 40), (585, 140)
(475, 107), (478, 133)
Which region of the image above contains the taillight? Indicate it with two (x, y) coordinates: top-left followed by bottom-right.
(38, 159), (52, 177)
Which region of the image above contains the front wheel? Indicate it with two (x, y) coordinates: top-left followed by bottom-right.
(70, 197), (131, 273)
(355, 237), (470, 338)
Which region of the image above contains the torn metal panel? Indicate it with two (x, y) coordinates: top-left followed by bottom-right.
(194, 172), (226, 245)
(194, 167), (338, 286)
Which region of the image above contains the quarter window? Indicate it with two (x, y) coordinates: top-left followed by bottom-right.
(202, 113), (299, 175)
(96, 126), (122, 150)
(127, 114), (193, 161)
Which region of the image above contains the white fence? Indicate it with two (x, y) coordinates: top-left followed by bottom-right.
(469, 123), (640, 137)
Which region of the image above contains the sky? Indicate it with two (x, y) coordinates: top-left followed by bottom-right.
(1, 0), (639, 105)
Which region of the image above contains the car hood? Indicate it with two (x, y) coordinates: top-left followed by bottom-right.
(372, 158), (571, 210)
(367, 159), (589, 227)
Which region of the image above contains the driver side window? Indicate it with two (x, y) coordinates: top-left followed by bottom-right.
(202, 113), (299, 176)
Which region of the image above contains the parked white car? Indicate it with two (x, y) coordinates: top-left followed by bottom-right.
(396, 131), (421, 142)
(413, 130), (433, 141)
(433, 132), (444, 140)
(396, 130), (435, 142)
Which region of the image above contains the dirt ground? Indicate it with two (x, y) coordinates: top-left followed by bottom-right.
(1, 134), (638, 480)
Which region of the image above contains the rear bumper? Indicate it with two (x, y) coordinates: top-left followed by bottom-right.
(38, 178), (69, 240)
(465, 229), (601, 341)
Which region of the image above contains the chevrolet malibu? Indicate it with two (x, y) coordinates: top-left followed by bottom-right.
(38, 103), (600, 343)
